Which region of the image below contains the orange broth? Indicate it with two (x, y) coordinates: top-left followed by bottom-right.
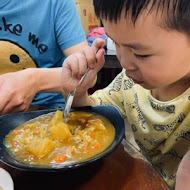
(4, 110), (115, 166)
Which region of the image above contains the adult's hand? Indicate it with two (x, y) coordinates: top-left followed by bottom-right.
(0, 69), (38, 115)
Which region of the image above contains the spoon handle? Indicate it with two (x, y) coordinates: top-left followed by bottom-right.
(63, 67), (90, 121)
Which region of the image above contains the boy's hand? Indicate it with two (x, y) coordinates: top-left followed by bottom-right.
(62, 38), (105, 101)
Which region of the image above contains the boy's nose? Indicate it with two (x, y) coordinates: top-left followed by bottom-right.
(120, 58), (138, 72)
(117, 47), (138, 72)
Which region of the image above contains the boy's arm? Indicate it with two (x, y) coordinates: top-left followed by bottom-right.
(72, 91), (96, 107)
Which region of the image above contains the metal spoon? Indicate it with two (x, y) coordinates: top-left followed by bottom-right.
(63, 67), (90, 121)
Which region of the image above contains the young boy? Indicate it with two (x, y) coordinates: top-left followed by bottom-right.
(62, 0), (190, 189)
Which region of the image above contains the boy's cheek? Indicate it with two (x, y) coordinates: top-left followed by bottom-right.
(115, 51), (121, 62)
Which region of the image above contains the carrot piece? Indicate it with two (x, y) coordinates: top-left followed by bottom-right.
(52, 154), (67, 163)
(11, 141), (17, 148)
(94, 143), (100, 149)
(85, 148), (91, 154)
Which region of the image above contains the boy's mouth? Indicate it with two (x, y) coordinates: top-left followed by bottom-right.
(126, 74), (144, 84)
(131, 78), (144, 84)
(125, 71), (144, 84)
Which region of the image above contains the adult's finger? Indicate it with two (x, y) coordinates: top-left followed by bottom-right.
(1, 103), (26, 115)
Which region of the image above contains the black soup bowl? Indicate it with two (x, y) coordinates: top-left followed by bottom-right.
(0, 105), (125, 172)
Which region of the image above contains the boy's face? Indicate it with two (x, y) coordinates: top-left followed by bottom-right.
(102, 9), (190, 91)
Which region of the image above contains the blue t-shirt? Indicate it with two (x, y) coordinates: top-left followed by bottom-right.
(0, 0), (86, 108)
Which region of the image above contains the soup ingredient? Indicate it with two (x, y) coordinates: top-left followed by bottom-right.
(4, 110), (115, 166)
(49, 123), (72, 140)
(26, 138), (56, 158)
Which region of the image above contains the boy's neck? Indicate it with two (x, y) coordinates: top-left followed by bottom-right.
(151, 81), (190, 102)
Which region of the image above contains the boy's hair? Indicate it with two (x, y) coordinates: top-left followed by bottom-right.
(93, 0), (190, 36)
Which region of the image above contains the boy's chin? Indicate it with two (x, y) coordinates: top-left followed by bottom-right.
(136, 82), (154, 90)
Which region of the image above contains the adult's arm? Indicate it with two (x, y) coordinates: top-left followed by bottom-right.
(33, 40), (88, 93)
(0, 40), (88, 115)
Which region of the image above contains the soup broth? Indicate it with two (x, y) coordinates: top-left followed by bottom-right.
(4, 110), (115, 166)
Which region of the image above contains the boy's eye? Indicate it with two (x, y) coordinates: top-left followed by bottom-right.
(134, 53), (151, 60)
(112, 40), (119, 46)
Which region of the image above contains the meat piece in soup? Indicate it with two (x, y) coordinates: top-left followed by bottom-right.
(4, 110), (115, 166)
